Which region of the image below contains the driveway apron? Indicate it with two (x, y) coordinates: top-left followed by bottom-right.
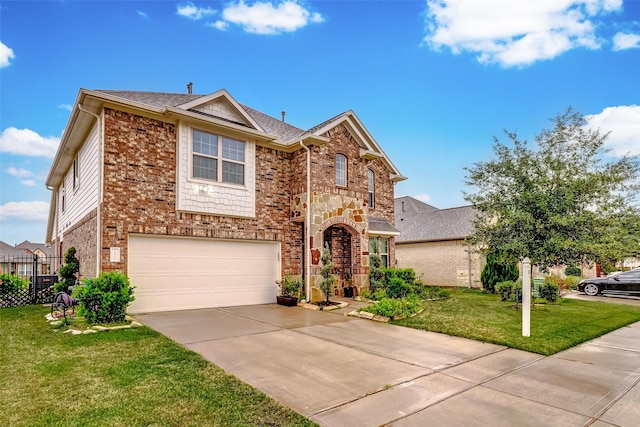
(137, 305), (640, 427)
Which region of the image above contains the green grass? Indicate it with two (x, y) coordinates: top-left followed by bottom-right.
(0, 305), (316, 427)
(394, 288), (640, 356)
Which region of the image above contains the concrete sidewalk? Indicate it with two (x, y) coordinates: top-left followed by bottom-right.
(138, 303), (640, 427)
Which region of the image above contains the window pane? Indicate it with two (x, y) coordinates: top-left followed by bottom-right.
(222, 137), (245, 161)
(222, 161), (244, 185)
(193, 130), (218, 156)
(336, 154), (346, 186)
(381, 255), (388, 268)
(380, 238), (388, 254)
(193, 155), (217, 180)
(368, 169), (374, 208)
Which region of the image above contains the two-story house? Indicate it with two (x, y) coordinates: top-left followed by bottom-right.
(45, 88), (405, 313)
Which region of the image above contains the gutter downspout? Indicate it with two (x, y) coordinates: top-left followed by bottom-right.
(300, 140), (311, 301)
(77, 104), (102, 277)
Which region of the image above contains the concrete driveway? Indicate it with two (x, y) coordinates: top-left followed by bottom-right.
(137, 304), (640, 426)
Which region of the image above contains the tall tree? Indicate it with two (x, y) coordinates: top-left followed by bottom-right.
(464, 108), (640, 271)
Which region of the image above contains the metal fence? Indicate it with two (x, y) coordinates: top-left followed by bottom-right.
(0, 255), (63, 308)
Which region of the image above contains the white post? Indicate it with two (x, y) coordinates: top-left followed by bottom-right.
(522, 257), (531, 337)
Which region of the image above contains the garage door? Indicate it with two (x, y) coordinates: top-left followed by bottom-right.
(128, 235), (280, 313)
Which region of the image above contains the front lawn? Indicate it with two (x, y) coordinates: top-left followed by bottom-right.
(394, 289), (640, 356)
(0, 305), (316, 427)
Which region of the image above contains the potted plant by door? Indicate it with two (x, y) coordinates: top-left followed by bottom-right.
(276, 275), (302, 306)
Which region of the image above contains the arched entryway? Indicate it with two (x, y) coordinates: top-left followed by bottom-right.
(323, 224), (359, 297)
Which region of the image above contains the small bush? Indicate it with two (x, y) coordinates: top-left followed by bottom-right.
(372, 288), (388, 301)
(495, 280), (522, 302)
(359, 289), (372, 300)
(539, 278), (560, 303)
(56, 247), (79, 293)
(564, 265), (582, 277)
(281, 275), (302, 297)
(361, 294), (422, 318)
(564, 276), (580, 290)
(386, 277), (411, 299)
(0, 274), (29, 293)
(76, 272), (135, 324)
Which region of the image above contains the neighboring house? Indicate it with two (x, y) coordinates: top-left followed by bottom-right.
(45, 87), (405, 313)
(0, 240), (52, 277)
(394, 196), (484, 288)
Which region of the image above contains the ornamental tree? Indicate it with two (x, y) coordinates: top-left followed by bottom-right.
(464, 108), (640, 271)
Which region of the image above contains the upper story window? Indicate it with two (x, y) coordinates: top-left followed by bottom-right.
(61, 182), (66, 213)
(72, 156), (79, 189)
(192, 129), (245, 186)
(367, 169), (375, 208)
(336, 154), (347, 187)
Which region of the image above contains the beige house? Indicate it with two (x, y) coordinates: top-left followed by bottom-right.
(394, 196), (483, 288)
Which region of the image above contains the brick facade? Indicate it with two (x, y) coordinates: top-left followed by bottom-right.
(51, 95), (400, 304)
(56, 208), (98, 279)
(100, 108), (304, 276)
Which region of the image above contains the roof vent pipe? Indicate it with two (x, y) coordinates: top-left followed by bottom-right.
(187, 82), (193, 94)
(402, 201), (405, 212)
(281, 111), (286, 122)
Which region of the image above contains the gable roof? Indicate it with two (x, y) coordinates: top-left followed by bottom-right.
(0, 240), (26, 257)
(47, 88), (406, 189)
(15, 241), (51, 256)
(395, 196), (476, 243)
(394, 196), (438, 215)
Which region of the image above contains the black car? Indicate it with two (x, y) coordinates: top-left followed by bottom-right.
(578, 268), (640, 297)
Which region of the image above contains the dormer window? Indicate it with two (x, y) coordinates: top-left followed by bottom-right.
(336, 154), (347, 187)
(192, 129), (245, 185)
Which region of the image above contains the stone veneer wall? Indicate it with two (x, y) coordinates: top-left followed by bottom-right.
(100, 108), (302, 276)
(290, 124), (398, 299)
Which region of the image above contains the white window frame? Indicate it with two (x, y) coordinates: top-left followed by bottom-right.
(72, 155), (79, 190)
(191, 129), (246, 186)
(368, 236), (389, 268)
(336, 153), (347, 187)
(60, 182), (66, 213)
(18, 263), (32, 276)
(367, 169), (375, 208)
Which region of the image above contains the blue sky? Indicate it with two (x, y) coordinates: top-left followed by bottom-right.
(1, 0), (639, 245)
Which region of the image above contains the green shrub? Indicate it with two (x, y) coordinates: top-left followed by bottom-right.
(56, 247), (79, 293)
(319, 243), (335, 304)
(539, 279), (560, 303)
(76, 272), (135, 324)
(564, 276), (580, 290)
(564, 265), (582, 277)
(386, 277), (411, 299)
(372, 289), (388, 301)
(481, 251), (519, 294)
(281, 275), (302, 297)
(495, 280), (522, 302)
(359, 289), (372, 300)
(0, 274), (29, 293)
(361, 294), (422, 318)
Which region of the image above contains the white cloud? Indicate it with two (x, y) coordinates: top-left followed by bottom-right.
(208, 21), (229, 31)
(0, 127), (60, 158)
(177, 2), (217, 20)
(137, 10), (149, 19)
(586, 105), (640, 156)
(0, 201), (49, 222)
(220, 0), (324, 35)
(59, 104), (73, 112)
(5, 166), (38, 186)
(0, 40), (15, 69)
(612, 32), (640, 51)
(423, 0), (623, 68)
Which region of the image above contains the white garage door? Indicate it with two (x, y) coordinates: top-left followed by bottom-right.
(128, 235), (280, 313)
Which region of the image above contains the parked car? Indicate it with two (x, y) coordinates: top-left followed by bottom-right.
(578, 268), (640, 297)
